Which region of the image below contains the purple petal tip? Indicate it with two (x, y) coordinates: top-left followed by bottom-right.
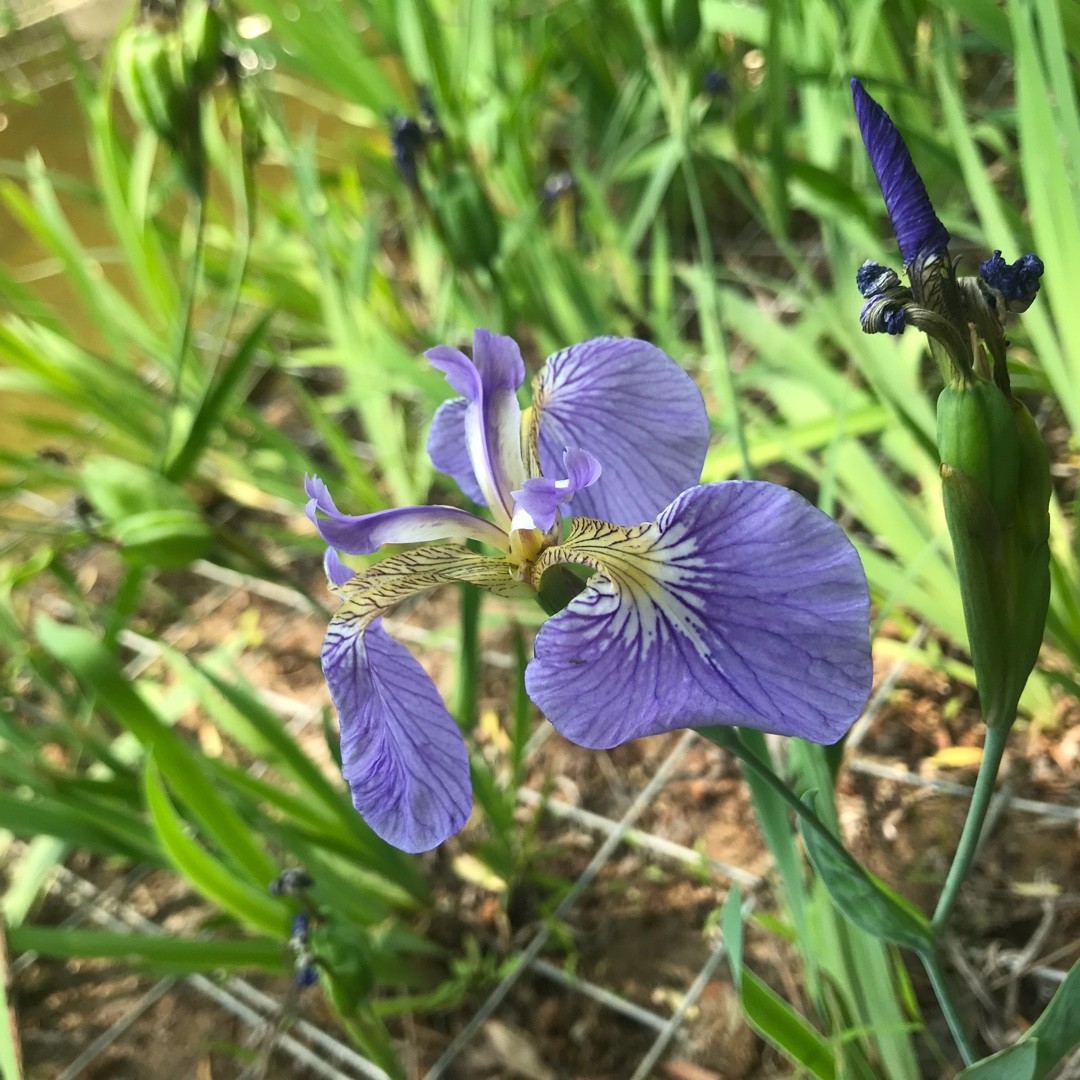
(851, 78), (950, 265)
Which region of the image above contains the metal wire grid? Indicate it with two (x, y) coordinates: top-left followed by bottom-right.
(9, 542), (1079, 1079)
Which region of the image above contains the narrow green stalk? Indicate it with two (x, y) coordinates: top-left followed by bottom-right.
(920, 949), (976, 1066)
(455, 583), (480, 727)
(159, 193), (206, 470)
(931, 720), (1011, 935)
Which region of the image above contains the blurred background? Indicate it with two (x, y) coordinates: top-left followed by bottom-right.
(1, 1), (1079, 1077)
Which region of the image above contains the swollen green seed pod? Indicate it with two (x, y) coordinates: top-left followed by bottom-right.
(1010, 398), (1052, 552)
(181, 1), (226, 90)
(116, 25), (183, 143)
(663, 0), (701, 50)
(935, 375), (1019, 529)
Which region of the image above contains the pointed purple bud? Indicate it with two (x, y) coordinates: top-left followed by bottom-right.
(851, 78), (950, 265)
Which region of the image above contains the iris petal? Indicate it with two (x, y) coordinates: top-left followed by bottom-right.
(533, 337), (708, 526)
(510, 448), (602, 533)
(427, 398), (485, 505)
(525, 482), (872, 747)
(426, 330), (526, 528)
(851, 78), (950, 265)
(319, 544), (529, 850)
(305, 474), (506, 554)
(324, 617), (471, 852)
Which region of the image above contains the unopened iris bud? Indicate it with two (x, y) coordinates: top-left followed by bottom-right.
(979, 250), (1045, 313)
(389, 115), (425, 189)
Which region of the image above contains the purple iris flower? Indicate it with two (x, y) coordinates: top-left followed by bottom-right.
(306, 330), (873, 852)
(851, 78), (950, 266)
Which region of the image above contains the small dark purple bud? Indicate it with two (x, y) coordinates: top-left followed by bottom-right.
(295, 964), (319, 988)
(860, 294), (907, 336)
(851, 78), (950, 266)
(389, 115), (425, 188)
(703, 69), (730, 97)
(856, 260), (901, 298)
(290, 913), (309, 941)
(978, 250), (1044, 309)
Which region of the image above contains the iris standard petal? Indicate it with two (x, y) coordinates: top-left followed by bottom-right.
(510, 448), (602, 533)
(320, 544), (530, 850)
(525, 482), (872, 748)
(305, 474), (505, 554)
(324, 616), (471, 852)
(851, 78), (950, 265)
(426, 330), (526, 528)
(427, 398), (485, 504)
(533, 337), (708, 526)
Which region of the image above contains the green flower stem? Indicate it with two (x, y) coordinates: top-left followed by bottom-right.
(159, 191), (206, 470)
(920, 948), (976, 1066)
(931, 719), (1011, 935)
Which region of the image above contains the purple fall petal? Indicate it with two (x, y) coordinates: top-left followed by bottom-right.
(323, 616), (471, 852)
(305, 474), (505, 554)
(534, 337), (708, 526)
(526, 482), (872, 747)
(510, 448), (602, 532)
(851, 78), (950, 265)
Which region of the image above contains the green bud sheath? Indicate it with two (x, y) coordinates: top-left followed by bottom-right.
(936, 376), (1019, 527)
(181, 1), (226, 90)
(936, 376), (1051, 727)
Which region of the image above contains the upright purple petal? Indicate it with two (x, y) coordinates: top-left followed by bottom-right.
(526, 482), (872, 747)
(324, 616), (470, 852)
(510, 448), (602, 532)
(851, 78), (950, 265)
(534, 338), (708, 526)
(425, 330), (526, 528)
(305, 474), (506, 554)
(427, 398), (485, 504)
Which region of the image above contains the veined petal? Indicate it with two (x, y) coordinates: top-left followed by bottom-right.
(325, 618), (470, 852)
(425, 329), (526, 528)
(305, 474), (506, 554)
(851, 78), (950, 265)
(427, 398), (485, 505)
(322, 544), (529, 851)
(525, 482), (872, 748)
(510, 448), (602, 533)
(533, 337), (708, 526)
